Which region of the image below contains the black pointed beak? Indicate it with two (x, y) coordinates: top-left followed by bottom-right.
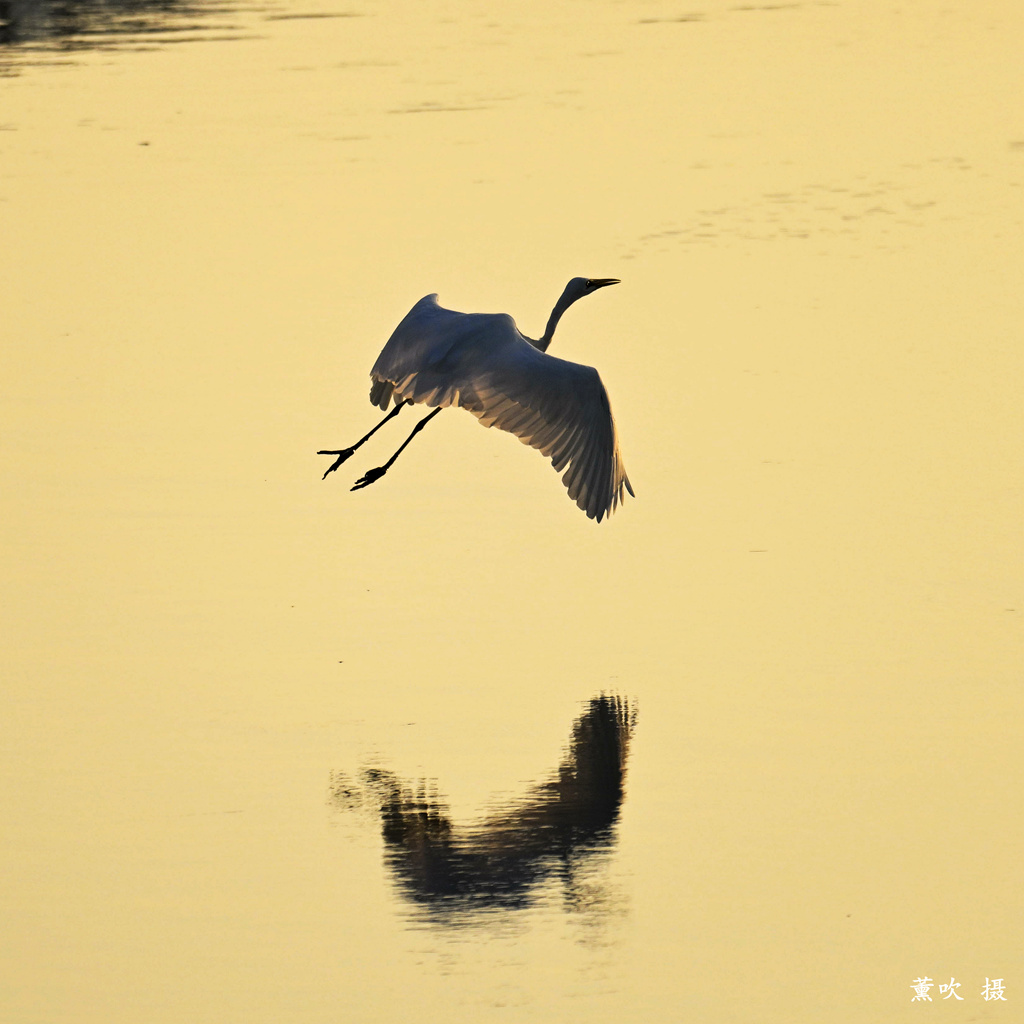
(591, 278), (620, 289)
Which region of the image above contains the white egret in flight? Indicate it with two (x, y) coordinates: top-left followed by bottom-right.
(320, 277), (633, 522)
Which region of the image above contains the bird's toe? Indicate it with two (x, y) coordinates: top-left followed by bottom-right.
(351, 466), (387, 491)
(319, 448), (356, 479)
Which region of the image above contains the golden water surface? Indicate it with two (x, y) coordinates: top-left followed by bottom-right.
(2, 1), (1022, 1021)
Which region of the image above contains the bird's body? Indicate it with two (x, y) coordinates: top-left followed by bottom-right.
(321, 278), (633, 522)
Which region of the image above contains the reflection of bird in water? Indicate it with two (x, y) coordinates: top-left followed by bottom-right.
(319, 278), (633, 521)
(330, 695), (636, 919)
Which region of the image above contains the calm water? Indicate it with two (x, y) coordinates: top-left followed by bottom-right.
(2, 1), (1022, 1021)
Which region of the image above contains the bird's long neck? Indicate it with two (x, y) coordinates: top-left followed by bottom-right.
(538, 289), (578, 352)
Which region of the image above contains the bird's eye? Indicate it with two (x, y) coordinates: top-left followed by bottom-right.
(584, 279), (593, 287)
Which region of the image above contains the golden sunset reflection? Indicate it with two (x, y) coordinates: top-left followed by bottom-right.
(2, 1), (1022, 1021)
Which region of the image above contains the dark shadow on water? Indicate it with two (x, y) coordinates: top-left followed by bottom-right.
(0, 0), (247, 55)
(330, 694), (637, 925)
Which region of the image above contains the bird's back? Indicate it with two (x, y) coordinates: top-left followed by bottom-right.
(369, 294), (525, 410)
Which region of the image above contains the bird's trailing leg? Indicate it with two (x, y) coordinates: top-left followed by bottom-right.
(351, 407), (443, 491)
(319, 400), (409, 480)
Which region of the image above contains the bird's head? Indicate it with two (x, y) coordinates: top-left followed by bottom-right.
(566, 277), (620, 302)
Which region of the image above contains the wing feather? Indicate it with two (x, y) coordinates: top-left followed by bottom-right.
(550, 419), (584, 473)
(368, 294), (632, 520)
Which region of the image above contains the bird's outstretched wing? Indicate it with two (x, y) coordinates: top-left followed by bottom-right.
(369, 294), (633, 522)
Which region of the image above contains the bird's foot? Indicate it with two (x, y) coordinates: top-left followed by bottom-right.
(318, 447), (356, 479)
(351, 466), (387, 491)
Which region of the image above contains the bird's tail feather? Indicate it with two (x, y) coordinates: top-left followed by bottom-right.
(369, 378), (396, 410)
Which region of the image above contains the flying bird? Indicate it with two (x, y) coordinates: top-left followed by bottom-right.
(319, 277), (633, 521)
